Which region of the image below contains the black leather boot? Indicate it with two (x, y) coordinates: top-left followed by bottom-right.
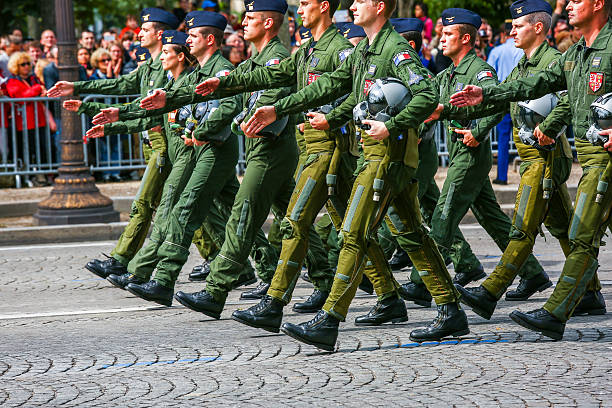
(126, 280), (173, 307)
(571, 290), (606, 316)
(174, 290), (224, 319)
(455, 284), (497, 320)
(85, 255), (127, 279)
(240, 281), (270, 300)
(452, 264), (486, 287)
(281, 310), (340, 352)
(355, 296), (408, 326)
(232, 271), (258, 289)
(409, 302), (469, 342)
(232, 295), (284, 333)
(505, 271), (553, 301)
(398, 281), (432, 307)
(188, 260), (211, 282)
(107, 273), (146, 290)
(509, 308), (565, 340)
(389, 248), (412, 271)
(358, 275), (374, 295)
(293, 289), (329, 313)
(301, 271), (312, 283)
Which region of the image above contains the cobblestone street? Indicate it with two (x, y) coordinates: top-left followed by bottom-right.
(0, 226), (610, 407)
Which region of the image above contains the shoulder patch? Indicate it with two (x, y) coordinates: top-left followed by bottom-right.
(215, 69), (231, 78)
(265, 58), (281, 66)
(407, 68), (424, 85)
(393, 51), (412, 66)
(547, 60), (558, 69)
(476, 70), (494, 81)
(338, 48), (353, 62)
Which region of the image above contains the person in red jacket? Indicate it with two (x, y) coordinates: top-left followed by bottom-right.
(5, 51), (56, 183)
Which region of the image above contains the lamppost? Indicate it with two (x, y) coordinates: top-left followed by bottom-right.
(35, 0), (119, 225)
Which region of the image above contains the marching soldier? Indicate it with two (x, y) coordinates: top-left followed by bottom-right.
(244, 0), (470, 349)
(48, 8), (179, 279)
(425, 8), (548, 295)
(450, 0), (610, 339)
(454, 0), (578, 320)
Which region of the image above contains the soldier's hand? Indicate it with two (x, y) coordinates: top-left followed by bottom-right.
(63, 99), (82, 112)
(241, 121), (263, 138)
(140, 89), (167, 110)
(449, 85), (484, 107)
(601, 129), (612, 152)
(297, 123), (305, 133)
(48, 81), (75, 97)
(245, 106), (276, 135)
(455, 128), (480, 147)
(306, 112), (330, 130)
(195, 77), (220, 96)
(84, 124), (105, 143)
(92, 107), (119, 125)
(192, 136), (208, 146)
(362, 120), (390, 141)
(424, 104), (444, 123)
(534, 126), (555, 146)
(182, 135), (194, 146)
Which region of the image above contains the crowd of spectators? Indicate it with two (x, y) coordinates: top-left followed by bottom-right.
(0, 0), (579, 187)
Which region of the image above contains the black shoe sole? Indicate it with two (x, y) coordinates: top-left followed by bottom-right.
(409, 328), (470, 342)
(292, 305), (323, 314)
(456, 287), (494, 320)
(509, 311), (563, 340)
(354, 315), (408, 326)
(505, 280), (553, 301)
(571, 308), (606, 317)
(231, 314), (280, 333)
(453, 271), (487, 286)
(232, 276), (257, 289)
(240, 294), (265, 300)
(85, 263), (109, 279)
(125, 286), (172, 307)
(280, 326), (335, 352)
(106, 275), (141, 290)
(188, 275), (208, 282)
(174, 294), (221, 319)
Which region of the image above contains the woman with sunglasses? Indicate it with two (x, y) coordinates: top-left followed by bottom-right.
(5, 51), (55, 186)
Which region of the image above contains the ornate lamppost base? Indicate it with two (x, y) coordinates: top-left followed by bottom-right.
(34, 168), (119, 225)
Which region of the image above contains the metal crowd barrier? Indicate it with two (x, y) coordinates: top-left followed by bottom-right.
(0, 94), (576, 187)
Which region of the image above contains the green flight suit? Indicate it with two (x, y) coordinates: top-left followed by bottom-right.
(475, 42), (575, 299)
(211, 25), (362, 302)
(433, 49), (545, 283)
(480, 20), (612, 321)
(274, 22), (457, 318)
(73, 53), (170, 267)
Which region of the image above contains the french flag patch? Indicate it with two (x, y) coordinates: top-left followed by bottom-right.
(477, 70), (494, 81)
(215, 69), (231, 77)
(393, 51), (411, 66)
(266, 58), (280, 66)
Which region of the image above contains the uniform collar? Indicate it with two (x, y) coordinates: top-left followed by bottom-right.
(451, 48), (478, 75)
(150, 52), (163, 70)
(311, 24), (340, 51)
(519, 41), (548, 68)
(576, 19), (612, 51)
(364, 21), (394, 55)
(198, 50), (222, 76)
(252, 36), (282, 66)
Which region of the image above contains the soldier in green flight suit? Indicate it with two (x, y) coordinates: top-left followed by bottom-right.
(135, 0), (302, 316)
(451, 0), (610, 340)
(453, 0), (579, 320)
(48, 8), (180, 279)
(196, 0), (408, 330)
(425, 8), (548, 297)
(243, 0), (471, 350)
(112, 11), (251, 306)
(387, 18), (485, 308)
